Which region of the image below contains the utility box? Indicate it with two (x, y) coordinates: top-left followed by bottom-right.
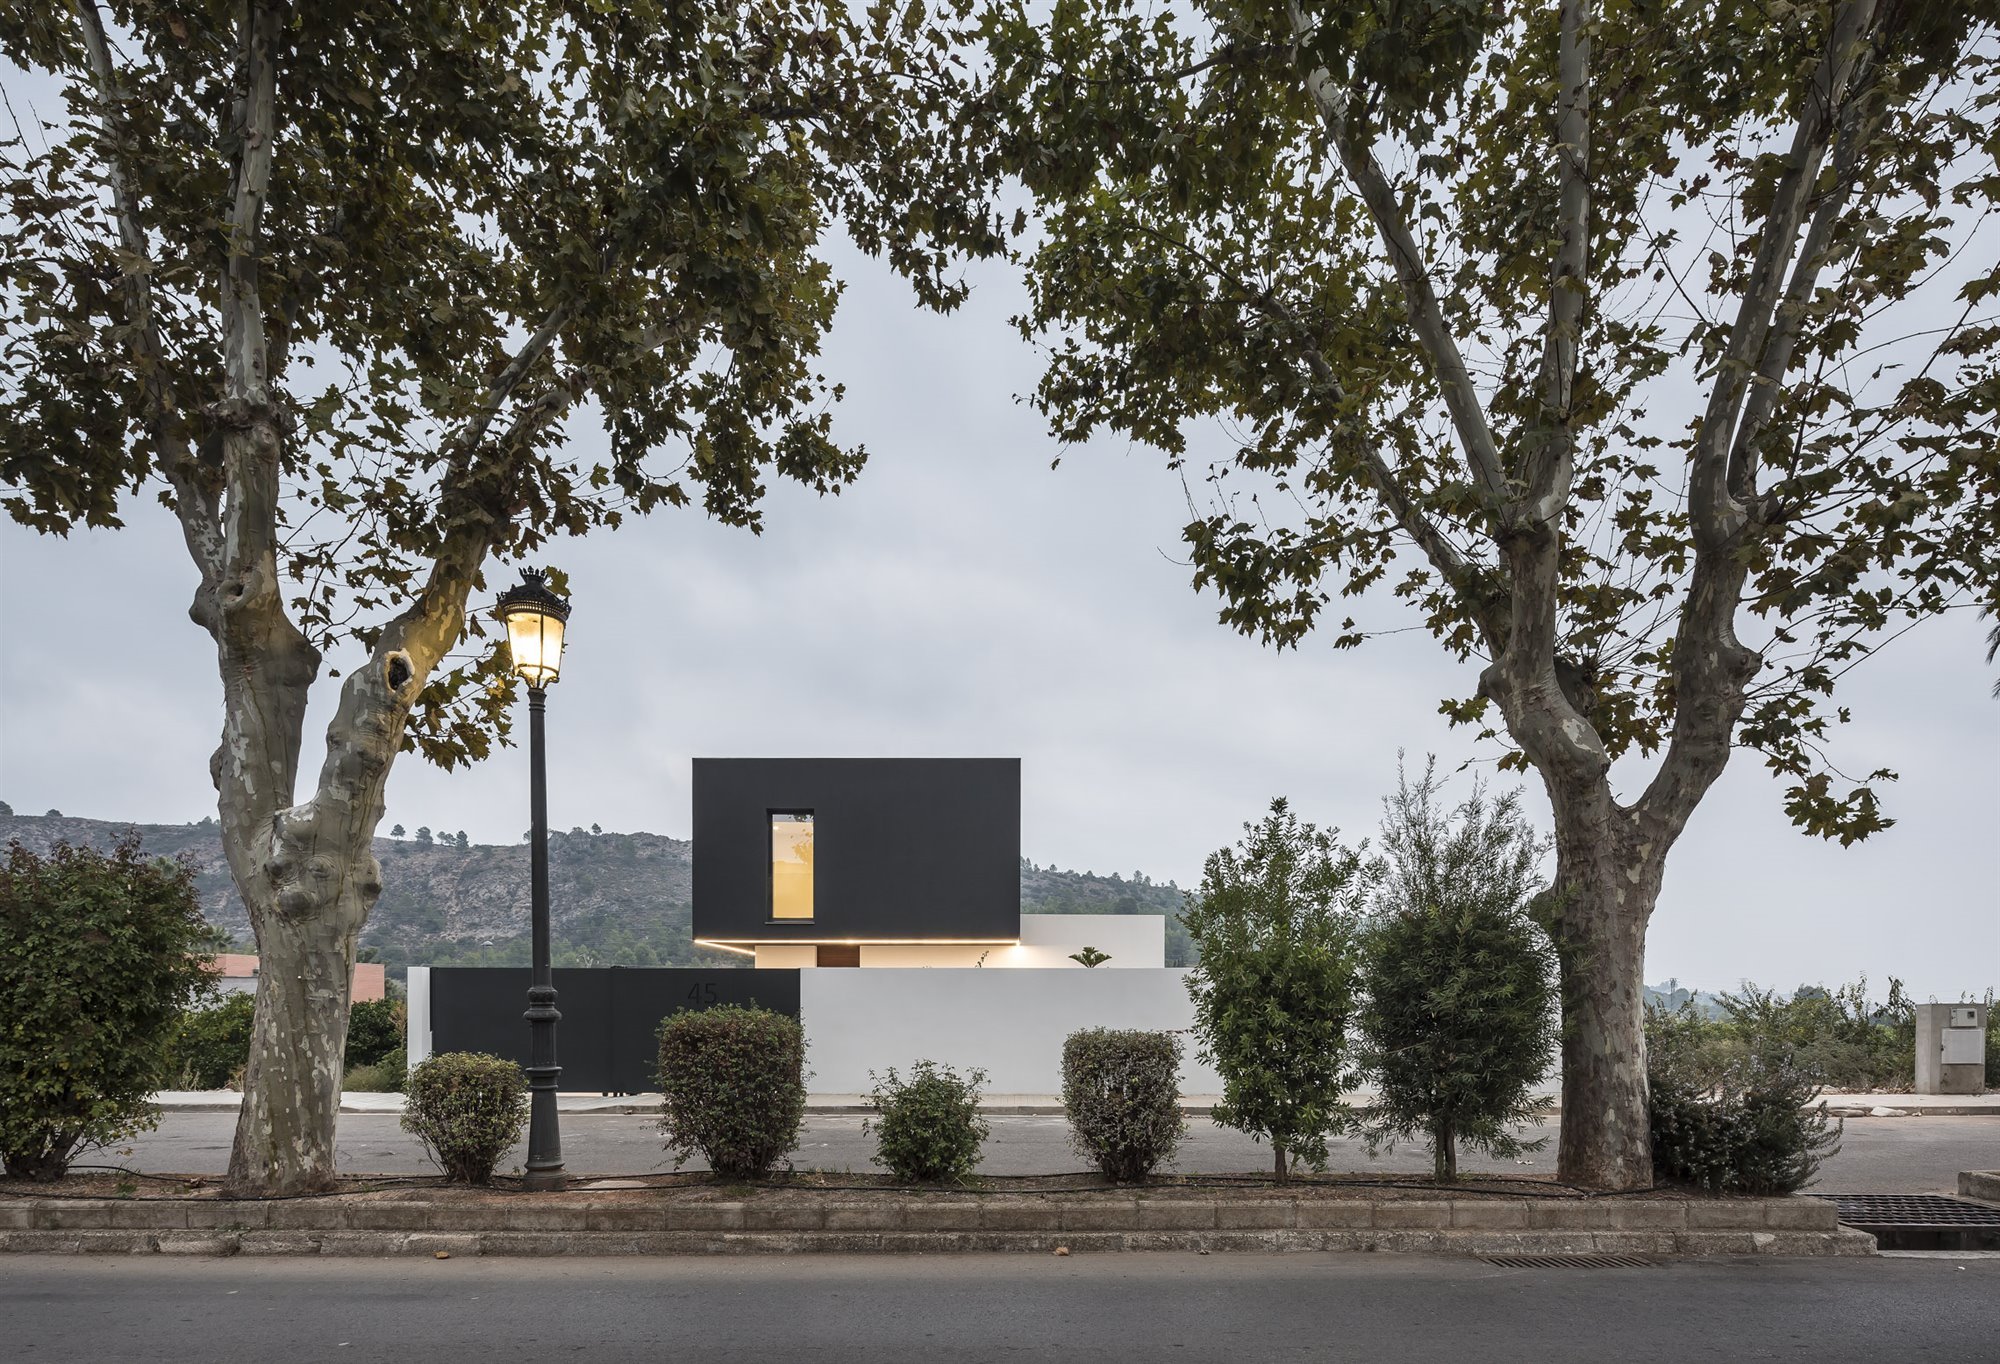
(1915, 1002), (1989, 1095)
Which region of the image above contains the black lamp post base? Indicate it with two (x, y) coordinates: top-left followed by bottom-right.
(521, 1169), (568, 1192)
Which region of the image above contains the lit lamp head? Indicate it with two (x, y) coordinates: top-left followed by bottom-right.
(494, 568), (572, 689)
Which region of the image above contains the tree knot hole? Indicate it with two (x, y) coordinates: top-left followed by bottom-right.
(385, 651), (414, 693)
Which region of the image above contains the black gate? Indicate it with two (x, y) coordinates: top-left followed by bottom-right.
(427, 967), (801, 1093)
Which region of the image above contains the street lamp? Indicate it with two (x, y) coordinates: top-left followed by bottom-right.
(495, 568), (572, 1191)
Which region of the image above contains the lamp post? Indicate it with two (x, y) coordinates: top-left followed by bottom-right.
(495, 568), (572, 1191)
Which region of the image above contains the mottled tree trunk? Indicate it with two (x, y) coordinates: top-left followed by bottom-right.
(1542, 807), (1664, 1191)
(1273, 1144), (1288, 1183)
(225, 886), (364, 1193)
(214, 633), (445, 1197)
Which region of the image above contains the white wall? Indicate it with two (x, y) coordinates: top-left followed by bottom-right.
(800, 967), (1216, 1094)
(1013, 913), (1163, 968)
(404, 959), (1215, 1096)
(406, 966), (434, 1068)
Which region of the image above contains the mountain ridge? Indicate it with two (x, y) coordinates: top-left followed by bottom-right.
(0, 812), (1194, 969)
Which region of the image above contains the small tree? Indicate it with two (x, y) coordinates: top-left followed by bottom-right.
(1182, 798), (1369, 1181)
(1069, 946), (1111, 968)
(389, 825), (405, 840)
(1355, 762), (1559, 1183)
(415, 828), (434, 849)
(0, 839), (214, 1179)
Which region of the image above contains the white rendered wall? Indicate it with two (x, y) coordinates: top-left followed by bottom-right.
(1012, 914), (1164, 968)
(406, 966), (433, 1068)
(800, 967), (1217, 1094)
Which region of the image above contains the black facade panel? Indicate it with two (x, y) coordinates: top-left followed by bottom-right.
(428, 967), (800, 1093)
(692, 758), (1021, 943)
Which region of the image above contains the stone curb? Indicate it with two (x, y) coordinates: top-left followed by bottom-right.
(1959, 1171), (2000, 1204)
(0, 1226), (1879, 1258)
(0, 1194), (1866, 1257)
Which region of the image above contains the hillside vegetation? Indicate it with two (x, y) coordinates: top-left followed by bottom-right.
(0, 814), (1195, 969)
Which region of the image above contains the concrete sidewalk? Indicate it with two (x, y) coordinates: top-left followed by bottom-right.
(152, 1089), (1998, 1116)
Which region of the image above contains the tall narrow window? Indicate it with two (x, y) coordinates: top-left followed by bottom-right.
(770, 811), (814, 920)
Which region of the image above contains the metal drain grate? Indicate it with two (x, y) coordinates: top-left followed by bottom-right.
(1827, 1193), (2000, 1252)
(1481, 1254), (1656, 1269)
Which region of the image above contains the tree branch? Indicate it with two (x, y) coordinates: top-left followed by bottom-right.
(1731, 43), (1887, 506)
(441, 299), (580, 463)
(1527, 0), (1593, 529)
(1639, 3), (1884, 846)
(70, 0), (223, 614)
(221, 0), (282, 406)
(1243, 290), (1509, 654)
(1284, 0), (1511, 517)
(1688, 0), (1879, 547)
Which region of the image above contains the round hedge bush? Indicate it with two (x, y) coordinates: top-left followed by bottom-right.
(1061, 1028), (1185, 1182)
(865, 1060), (989, 1184)
(400, 1052), (529, 1184)
(657, 1005), (807, 1179)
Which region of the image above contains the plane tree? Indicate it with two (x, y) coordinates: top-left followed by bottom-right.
(0, 0), (999, 1194)
(977, 0), (1998, 1186)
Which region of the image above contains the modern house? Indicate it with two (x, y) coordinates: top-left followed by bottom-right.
(690, 757), (1162, 968)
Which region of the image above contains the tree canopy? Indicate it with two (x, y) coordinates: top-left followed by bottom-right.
(2, 0), (1003, 761)
(983, 0), (1997, 839)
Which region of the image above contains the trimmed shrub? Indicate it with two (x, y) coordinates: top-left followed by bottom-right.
(1646, 1002), (1841, 1195)
(866, 1061), (989, 1184)
(1061, 1028), (1184, 1182)
(657, 1006), (807, 1179)
(1, 839), (214, 1180)
(164, 991), (256, 1090)
(1182, 797), (1369, 1180)
(1354, 763), (1558, 1183)
(401, 1052), (529, 1184)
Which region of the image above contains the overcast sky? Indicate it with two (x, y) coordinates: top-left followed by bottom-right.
(3, 46), (1996, 1000)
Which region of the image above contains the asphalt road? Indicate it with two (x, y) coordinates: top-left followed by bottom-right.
(6, 1253), (1998, 1363)
(101, 1112), (1997, 1191)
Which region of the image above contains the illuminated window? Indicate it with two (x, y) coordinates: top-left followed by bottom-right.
(770, 812), (814, 920)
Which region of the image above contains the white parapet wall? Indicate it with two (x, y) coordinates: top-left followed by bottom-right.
(1011, 913), (1164, 968)
(406, 965), (433, 1069)
(800, 966), (1217, 1094)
